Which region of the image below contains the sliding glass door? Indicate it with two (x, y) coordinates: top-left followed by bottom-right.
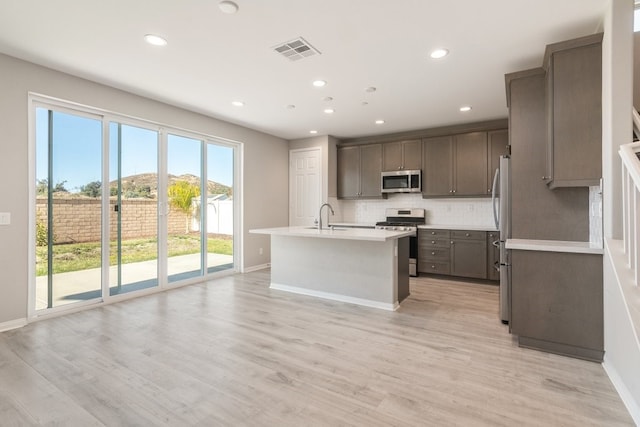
(35, 108), (103, 309)
(206, 143), (234, 273)
(109, 123), (159, 296)
(33, 99), (238, 315)
(167, 134), (203, 282)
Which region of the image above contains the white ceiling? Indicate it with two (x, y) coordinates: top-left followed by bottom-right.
(0, 0), (607, 140)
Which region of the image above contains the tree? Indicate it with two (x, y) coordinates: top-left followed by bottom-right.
(168, 181), (200, 233)
(80, 181), (101, 198)
(36, 179), (68, 195)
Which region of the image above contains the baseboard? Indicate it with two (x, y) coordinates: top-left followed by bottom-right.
(242, 263), (271, 273)
(0, 318), (27, 332)
(270, 282), (399, 311)
(603, 357), (640, 426)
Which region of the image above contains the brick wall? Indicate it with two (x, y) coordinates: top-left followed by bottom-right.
(36, 198), (189, 244)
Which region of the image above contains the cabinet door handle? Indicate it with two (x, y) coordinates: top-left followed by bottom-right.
(431, 240), (436, 244)
(431, 265), (436, 269)
(450, 241), (454, 244)
(465, 233), (470, 237)
(431, 251), (435, 255)
(431, 231), (436, 235)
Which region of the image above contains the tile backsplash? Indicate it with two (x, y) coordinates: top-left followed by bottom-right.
(589, 185), (603, 246)
(337, 193), (495, 228)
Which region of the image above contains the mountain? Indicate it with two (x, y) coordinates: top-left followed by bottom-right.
(110, 173), (232, 198)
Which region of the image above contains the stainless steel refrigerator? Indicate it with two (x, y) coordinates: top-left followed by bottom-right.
(491, 155), (511, 324)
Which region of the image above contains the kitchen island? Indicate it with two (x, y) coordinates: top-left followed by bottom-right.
(250, 226), (413, 310)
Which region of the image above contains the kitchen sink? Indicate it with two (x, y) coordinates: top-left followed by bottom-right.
(304, 226), (348, 231)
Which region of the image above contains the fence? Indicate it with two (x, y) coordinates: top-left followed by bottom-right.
(36, 198), (187, 244)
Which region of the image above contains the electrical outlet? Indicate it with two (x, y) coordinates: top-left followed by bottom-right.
(468, 204), (474, 212)
(0, 212), (10, 225)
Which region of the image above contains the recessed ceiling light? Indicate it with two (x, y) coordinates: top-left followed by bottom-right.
(219, 1), (239, 14)
(375, 120), (385, 125)
(365, 86), (377, 93)
(231, 101), (244, 107)
(144, 34), (167, 46)
(286, 104), (296, 109)
(430, 48), (449, 59)
(459, 105), (472, 112)
(324, 108), (334, 114)
(309, 130), (318, 134)
(313, 80), (327, 87)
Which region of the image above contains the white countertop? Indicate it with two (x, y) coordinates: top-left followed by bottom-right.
(506, 238), (604, 254)
(418, 224), (498, 232)
(250, 226), (414, 242)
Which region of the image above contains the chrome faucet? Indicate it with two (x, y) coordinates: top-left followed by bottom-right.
(318, 203), (335, 230)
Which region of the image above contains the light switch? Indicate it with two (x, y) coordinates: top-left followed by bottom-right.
(0, 212), (10, 225)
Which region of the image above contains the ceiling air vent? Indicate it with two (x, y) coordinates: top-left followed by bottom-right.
(273, 37), (321, 61)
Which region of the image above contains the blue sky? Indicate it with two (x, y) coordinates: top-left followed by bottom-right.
(36, 109), (234, 192)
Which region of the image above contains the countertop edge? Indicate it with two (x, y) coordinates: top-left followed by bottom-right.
(418, 225), (498, 232)
(249, 226), (413, 242)
(505, 238), (604, 255)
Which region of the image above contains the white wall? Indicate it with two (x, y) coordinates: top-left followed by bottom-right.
(0, 53), (289, 325)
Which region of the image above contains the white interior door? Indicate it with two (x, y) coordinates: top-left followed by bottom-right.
(289, 148), (321, 226)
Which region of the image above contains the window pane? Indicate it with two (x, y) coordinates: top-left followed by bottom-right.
(168, 134), (203, 282)
(35, 109), (102, 309)
(109, 123), (159, 296)
(207, 143), (234, 273)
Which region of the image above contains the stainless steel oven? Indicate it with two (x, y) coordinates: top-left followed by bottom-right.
(375, 208), (426, 277)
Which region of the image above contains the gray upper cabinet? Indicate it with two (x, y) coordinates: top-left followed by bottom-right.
(423, 132), (489, 197)
(360, 144), (384, 197)
(382, 139), (422, 171)
(544, 33), (602, 189)
(487, 130), (509, 195)
(422, 136), (453, 196)
(337, 144), (384, 199)
(454, 132), (488, 196)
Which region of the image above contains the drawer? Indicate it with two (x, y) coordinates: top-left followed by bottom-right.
(451, 230), (486, 241)
(419, 229), (450, 239)
(420, 248), (450, 261)
(418, 261), (451, 275)
(418, 238), (451, 249)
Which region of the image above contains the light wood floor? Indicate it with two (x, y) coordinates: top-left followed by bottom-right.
(0, 271), (633, 426)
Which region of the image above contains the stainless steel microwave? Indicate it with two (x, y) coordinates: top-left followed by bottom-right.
(381, 170), (422, 193)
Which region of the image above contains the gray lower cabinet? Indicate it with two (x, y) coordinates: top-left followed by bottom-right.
(337, 144), (385, 199)
(418, 229), (451, 275)
(450, 230), (487, 279)
(510, 250), (603, 362)
(418, 229), (495, 280)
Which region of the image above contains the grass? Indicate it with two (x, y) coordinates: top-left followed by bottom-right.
(36, 234), (232, 276)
